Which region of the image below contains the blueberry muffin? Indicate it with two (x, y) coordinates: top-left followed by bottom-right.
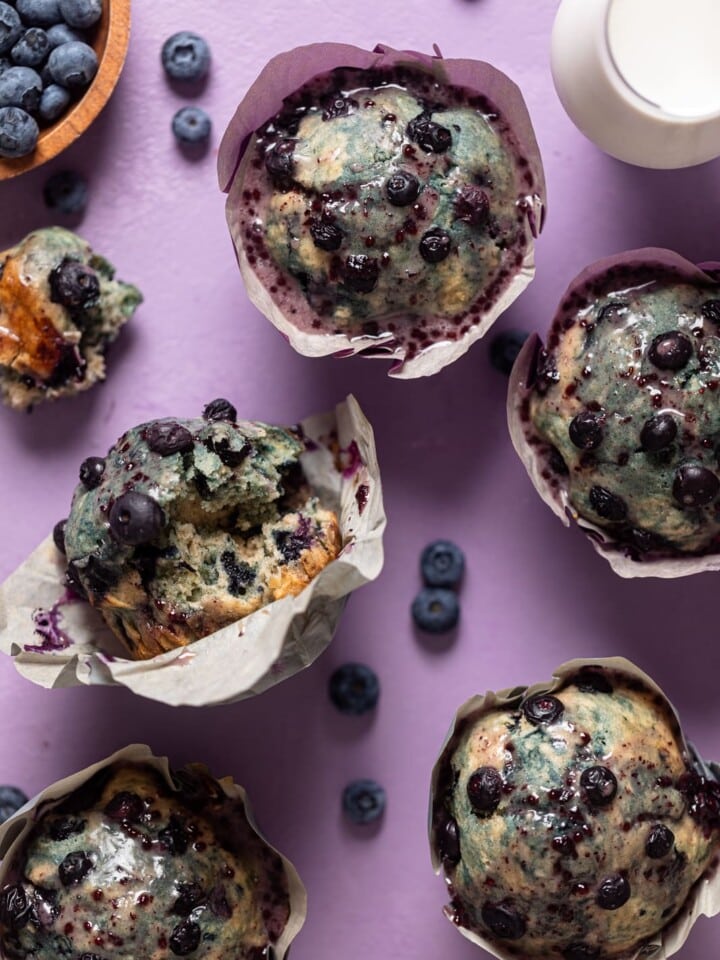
(221, 43), (544, 377)
(514, 251), (720, 566)
(0, 760), (299, 959)
(56, 399), (341, 659)
(0, 227), (142, 409)
(431, 661), (720, 960)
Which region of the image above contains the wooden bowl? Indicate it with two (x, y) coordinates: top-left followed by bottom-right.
(0, 0), (131, 180)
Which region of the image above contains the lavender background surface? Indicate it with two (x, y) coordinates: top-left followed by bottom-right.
(1, 1), (720, 957)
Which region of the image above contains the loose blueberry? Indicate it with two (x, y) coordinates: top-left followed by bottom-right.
(310, 220), (343, 252)
(411, 587), (459, 633)
(172, 883), (204, 916)
(701, 300), (720, 325)
(454, 183), (490, 227)
(407, 114), (452, 153)
(202, 398), (237, 423)
(264, 139), (294, 181)
(16, 0), (61, 26)
(46, 22), (81, 48)
(169, 918), (202, 957)
(420, 540), (464, 588)
(47, 39), (97, 88)
(0, 884), (30, 929)
(158, 814), (189, 855)
(596, 873), (630, 910)
(384, 169), (420, 206)
(589, 485), (627, 522)
(647, 331), (693, 371)
(172, 105), (211, 144)
(672, 462), (720, 508)
(342, 778), (386, 825)
(58, 0), (102, 29)
(581, 766), (618, 806)
(467, 766), (503, 814)
(58, 850), (93, 886)
(146, 421), (194, 456)
(437, 815), (461, 865)
(343, 254), (379, 293)
(646, 823), (674, 859)
(480, 900), (526, 939)
(50, 258), (99, 309)
(640, 413), (677, 452)
(52, 518), (66, 554)
(489, 330), (529, 376)
(161, 31), (210, 82)
(104, 791), (144, 822)
(78, 455), (104, 488)
(109, 491), (165, 546)
(522, 694), (564, 725)
(38, 82), (70, 121)
(0, 65), (42, 111)
(0, 105), (37, 155)
(569, 411), (603, 450)
(0, 785), (27, 822)
(328, 663), (379, 715)
(11, 28), (49, 68)
(43, 170), (88, 215)
(0, 3), (22, 56)
(419, 227), (452, 264)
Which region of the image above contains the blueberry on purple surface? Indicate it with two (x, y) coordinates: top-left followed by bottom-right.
(0, 883), (30, 929)
(646, 823), (674, 859)
(11, 27), (49, 67)
(342, 778), (386, 825)
(343, 254), (379, 293)
(581, 765), (618, 806)
(58, 0), (101, 29)
(407, 114), (452, 153)
(52, 518), (66, 554)
(146, 420), (194, 456)
(647, 330), (693, 371)
(0, 785), (27, 822)
(480, 900), (526, 940)
(49, 257), (99, 309)
(672, 462), (720, 508)
(419, 227), (452, 264)
(58, 850), (93, 885)
(310, 219), (343, 252)
(38, 81), (69, 120)
(109, 491), (165, 546)
(420, 540), (464, 588)
(103, 790), (144, 822)
(411, 587), (459, 633)
(569, 411), (603, 450)
(47, 39), (97, 88)
(489, 330), (529, 376)
(43, 170), (88, 215)
(169, 918), (202, 956)
(202, 398), (237, 423)
(16, 0), (61, 26)
(328, 663), (379, 715)
(522, 693), (564, 725)
(0, 65), (42, 111)
(0, 4), (22, 56)
(640, 413), (677, 452)
(172, 105), (211, 144)
(595, 873), (630, 910)
(384, 169), (420, 206)
(589, 485), (627, 522)
(161, 31), (210, 82)
(467, 766), (503, 814)
(78, 455), (104, 488)
(454, 183), (490, 227)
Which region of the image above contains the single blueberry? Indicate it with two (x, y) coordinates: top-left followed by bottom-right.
(596, 873), (630, 910)
(489, 330), (529, 376)
(38, 81), (69, 120)
(16, 0), (61, 26)
(58, 850), (93, 886)
(145, 420), (194, 456)
(52, 518), (66, 554)
(589, 485), (627, 522)
(342, 778), (386, 825)
(0, 884), (30, 930)
(47, 39), (97, 88)
(43, 169), (88, 215)
(647, 331), (693, 371)
(103, 791), (144, 822)
(569, 411), (603, 450)
(384, 169), (420, 206)
(0, 105), (37, 157)
(419, 227), (452, 264)
(480, 900), (526, 940)
(454, 183), (490, 227)
(46, 22), (81, 48)
(0, 786), (28, 822)
(420, 540), (464, 588)
(467, 766), (503, 814)
(169, 918), (202, 956)
(0, 3), (22, 56)
(522, 694), (564, 725)
(161, 31), (210, 82)
(581, 765), (618, 806)
(49, 257), (99, 309)
(411, 587), (459, 633)
(0, 65), (42, 111)
(328, 663), (380, 715)
(640, 413), (677, 452)
(672, 462), (720, 508)
(78, 455), (104, 487)
(646, 823), (674, 859)
(407, 114), (452, 153)
(172, 104), (211, 144)
(58, 0), (102, 29)
(309, 220), (343, 252)
(109, 491), (165, 545)
(11, 28), (50, 68)
(321, 94), (358, 121)
(202, 397), (237, 423)
(342, 254), (379, 293)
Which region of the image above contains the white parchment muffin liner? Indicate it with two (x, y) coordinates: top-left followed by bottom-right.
(0, 743), (306, 960)
(429, 657), (720, 960)
(0, 395), (385, 706)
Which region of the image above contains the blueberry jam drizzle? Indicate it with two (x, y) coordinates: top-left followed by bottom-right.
(27, 590), (80, 653)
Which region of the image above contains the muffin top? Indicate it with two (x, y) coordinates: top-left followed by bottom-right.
(0, 762), (293, 960)
(431, 665), (720, 960)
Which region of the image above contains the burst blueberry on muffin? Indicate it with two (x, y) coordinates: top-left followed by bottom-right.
(55, 400), (341, 659)
(0, 227), (141, 409)
(0, 761), (297, 959)
(220, 43), (544, 377)
(431, 661), (720, 960)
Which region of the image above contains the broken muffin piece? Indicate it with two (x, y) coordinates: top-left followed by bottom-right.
(58, 400), (341, 659)
(0, 226), (141, 409)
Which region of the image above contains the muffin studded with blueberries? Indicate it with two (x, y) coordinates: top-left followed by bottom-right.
(0, 227), (141, 409)
(431, 663), (720, 960)
(0, 761), (295, 960)
(55, 399), (341, 659)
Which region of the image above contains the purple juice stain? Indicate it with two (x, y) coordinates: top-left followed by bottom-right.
(26, 590), (80, 653)
(355, 483), (369, 513)
(340, 439), (363, 478)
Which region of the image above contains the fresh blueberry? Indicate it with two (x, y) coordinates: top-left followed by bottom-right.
(38, 81), (69, 120)
(0, 65), (42, 111)
(49, 257), (99, 309)
(647, 330), (693, 371)
(342, 779), (386, 825)
(384, 169), (420, 206)
(52, 518), (66, 554)
(411, 587), (459, 633)
(489, 330), (529, 376)
(58, 0), (101, 29)
(0, 3), (22, 56)
(16, 0), (61, 26)
(47, 39), (97, 88)
(46, 21), (81, 47)
(0, 786), (27, 822)
(109, 491), (165, 545)
(161, 31), (210, 82)
(11, 28), (49, 67)
(328, 663), (380, 715)
(171, 104), (211, 144)
(202, 398), (236, 423)
(43, 169), (88, 214)
(420, 540), (464, 588)
(0, 105), (37, 157)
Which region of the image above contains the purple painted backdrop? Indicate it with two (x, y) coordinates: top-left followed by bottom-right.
(1, 1), (720, 957)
